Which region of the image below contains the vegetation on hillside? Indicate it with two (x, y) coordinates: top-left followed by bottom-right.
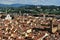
(0, 5), (60, 15)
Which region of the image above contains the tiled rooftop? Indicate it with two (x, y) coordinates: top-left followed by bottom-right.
(0, 14), (60, 40)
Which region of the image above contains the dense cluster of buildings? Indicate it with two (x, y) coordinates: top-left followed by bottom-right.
(0, 14), (60, 40)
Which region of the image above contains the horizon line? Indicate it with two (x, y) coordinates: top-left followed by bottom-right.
(0, 3), (60, 6)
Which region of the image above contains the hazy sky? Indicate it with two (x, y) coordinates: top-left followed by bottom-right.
(0, 0), (60, 6)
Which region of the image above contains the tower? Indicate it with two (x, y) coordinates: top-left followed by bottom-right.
(49, 20), (53, 33)
(50, 19), (57, 33)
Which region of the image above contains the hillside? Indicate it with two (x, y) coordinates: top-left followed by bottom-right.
(0, 4), (60, 15)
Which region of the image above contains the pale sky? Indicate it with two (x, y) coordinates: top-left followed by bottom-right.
(0, 0), (60, 6)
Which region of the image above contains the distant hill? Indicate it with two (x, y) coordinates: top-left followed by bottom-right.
(0, 4), (60, 7)
(0, 4), (29, 7)
(0, 4), (8, 7)
(0, 4), (37, 7)
(8, 4), (28, 7)
(0, 4), (60, 15)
